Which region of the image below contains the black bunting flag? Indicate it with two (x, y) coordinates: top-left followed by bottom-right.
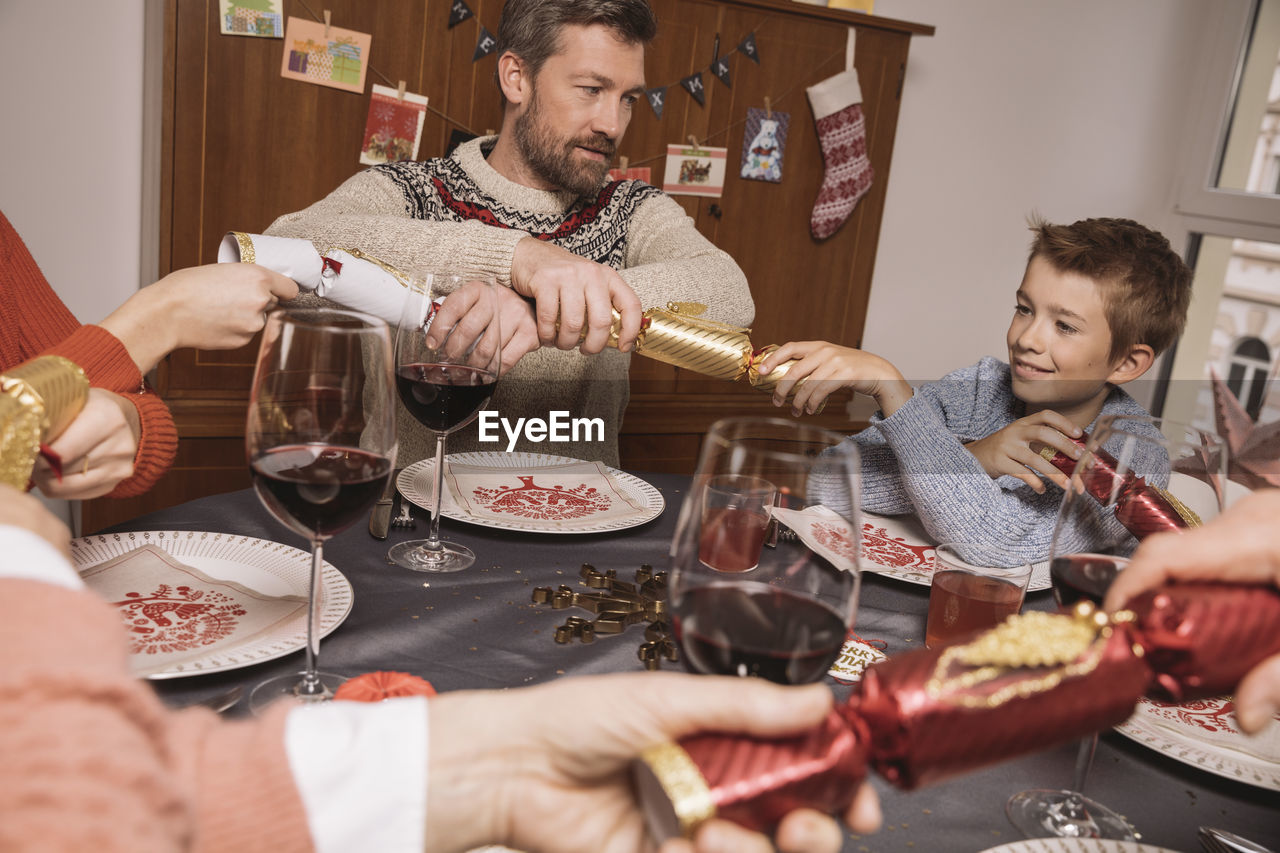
(473, 25), (497, 61)
(738, 33), (760, 64)
(711, 56), (731, 88)
(679, 72), (705, 106)
(646, 86), (667, 119)
(448, 0), (473, 28)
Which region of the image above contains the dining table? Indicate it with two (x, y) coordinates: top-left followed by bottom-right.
(98, 469), (1280, 853)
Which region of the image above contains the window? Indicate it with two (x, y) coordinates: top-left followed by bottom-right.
(1158, 0), (1280, 436)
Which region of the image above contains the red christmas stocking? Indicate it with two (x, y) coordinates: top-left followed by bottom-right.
(806, 68), (874, 240)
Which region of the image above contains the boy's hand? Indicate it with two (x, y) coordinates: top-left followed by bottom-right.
(964, 410), (1083, 493)
(758, 341), (913, 417)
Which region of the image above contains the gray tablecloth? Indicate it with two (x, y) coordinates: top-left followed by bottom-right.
(111, 474), (1280, 853)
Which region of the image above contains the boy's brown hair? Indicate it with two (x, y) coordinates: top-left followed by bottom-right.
(1028, 216), (1192, 361)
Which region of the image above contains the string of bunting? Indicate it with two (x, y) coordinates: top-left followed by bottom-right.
(294, 1), (844, 170)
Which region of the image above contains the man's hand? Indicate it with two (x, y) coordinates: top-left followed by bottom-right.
(0, 484), (72, 561)
(30, 389), (141, 500)
(757, 341), (913, 417)
(963, 410), (1083, 493)
(427, 279), (539, 374)
(425, 673), (882, 853)
(510, 237), (643, 354)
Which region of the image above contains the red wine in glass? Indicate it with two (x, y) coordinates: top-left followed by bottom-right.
(251, 445), (392, 539)
(1050, 553), (1127, 608)
(673, 582), (848, 684)
(390, 272), (503, 573)
(395, 363), (496, 432)
(245, 308), (396, 715)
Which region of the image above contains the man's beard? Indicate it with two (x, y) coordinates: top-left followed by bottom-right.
(512, 90), (616, 197)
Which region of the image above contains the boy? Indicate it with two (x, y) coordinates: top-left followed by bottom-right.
(759, 216), (1193, 562)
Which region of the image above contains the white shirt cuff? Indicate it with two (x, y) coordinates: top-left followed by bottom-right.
(283, 695), (428, 853)
(0, 524), (83, 589)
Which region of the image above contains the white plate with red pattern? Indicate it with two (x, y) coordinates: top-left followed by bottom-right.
(858, 511), (1052, 591)
(1113, 695), (1280, 791)
(71, 530), (353, 680)
(398, 452), (665, 534)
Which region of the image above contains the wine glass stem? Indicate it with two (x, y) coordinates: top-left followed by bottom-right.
(1072, 734), (1098, 794)
(427, 432), (447, 549)
(299, 539), (325, 696)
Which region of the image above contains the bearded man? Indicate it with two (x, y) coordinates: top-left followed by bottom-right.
(266, 0), (752, 465)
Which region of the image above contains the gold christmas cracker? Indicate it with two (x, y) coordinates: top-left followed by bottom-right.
(0, 356), (89, 488)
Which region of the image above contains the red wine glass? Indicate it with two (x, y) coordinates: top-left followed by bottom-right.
(1006, 415), (1226, 839)
(670, 417), (861, 685)
(245, 308), (396, 713)
(388, 272), (501, 572)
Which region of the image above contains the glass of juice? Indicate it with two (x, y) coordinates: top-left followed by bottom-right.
(924, 543), (1031, 649)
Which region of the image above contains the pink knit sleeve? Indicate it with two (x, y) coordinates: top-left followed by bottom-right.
(0, 580), (313, 852)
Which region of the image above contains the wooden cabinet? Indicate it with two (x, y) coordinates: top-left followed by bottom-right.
(83, 0), (931, 532)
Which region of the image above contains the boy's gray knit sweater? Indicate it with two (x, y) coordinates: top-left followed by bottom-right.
(824, 357), (1165, 565)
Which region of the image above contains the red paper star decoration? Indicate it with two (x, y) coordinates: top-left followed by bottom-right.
(1210, 368), (1280, 489)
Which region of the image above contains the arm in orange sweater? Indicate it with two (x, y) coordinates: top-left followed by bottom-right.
(2, 211), (178, 496)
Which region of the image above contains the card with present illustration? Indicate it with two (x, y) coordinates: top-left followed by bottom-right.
(219, 0), (283, 37)
(280, 16), (371, 94)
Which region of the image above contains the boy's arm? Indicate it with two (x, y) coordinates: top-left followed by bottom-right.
(758, 341), (913, 417)
(873, 392), (1097, 564)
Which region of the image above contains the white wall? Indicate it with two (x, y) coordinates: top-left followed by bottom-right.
(0, 0), (147, 325)
(0, 0), (147, 526)
(0, 0), (1223, 395)
(869, 0), (1216, 391)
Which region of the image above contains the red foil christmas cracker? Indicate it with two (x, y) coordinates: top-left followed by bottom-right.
(634, 582), (1280, 840)
(852, 610), (1149, 789)
(1125, 581), (1280, 701)
(1043, 435), (1196, 539)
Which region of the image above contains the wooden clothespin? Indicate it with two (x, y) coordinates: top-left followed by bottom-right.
(618, 156), (629, 173)
(687, 134), (700, 152)
(396, 80), (407, 101)
(485, 128), (495, 136)
(764, 96), (772, 119)
(323, 9), (331, 37)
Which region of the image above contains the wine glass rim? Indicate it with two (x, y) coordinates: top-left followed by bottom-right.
(703, 416), (853, 461)
(1092, 414), (1225, 447)
(268, 306), (390, 333)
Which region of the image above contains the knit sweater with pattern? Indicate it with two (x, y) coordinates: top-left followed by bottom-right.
(0, 211), (178, 497)
(821, 357), (1165, 565)
(266, 136), (753, 466)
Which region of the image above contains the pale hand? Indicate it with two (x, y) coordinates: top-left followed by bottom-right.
(428, 279), (540, 374)
(0, 483), (73, 561)
(757, 341), (913, 417)
(30, 389), (141, 500)
(510, 237), (643, 354)
(1104, 489), (1280, 734)
(425, 673), (882, 853)
(963, 410), (1083, 493)
(101, 263), (300, 373)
